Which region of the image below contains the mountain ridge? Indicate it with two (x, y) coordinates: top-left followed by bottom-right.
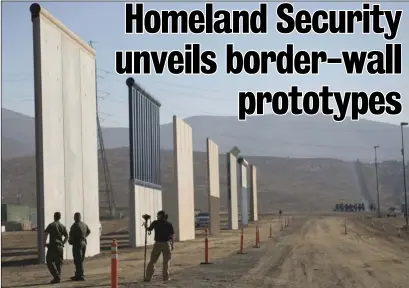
(1, 108), (408, 161)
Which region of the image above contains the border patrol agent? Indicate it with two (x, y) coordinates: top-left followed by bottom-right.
(44, 212), (68, 284)
(68, 212), (91, 281)
(144, 210), (175, 282)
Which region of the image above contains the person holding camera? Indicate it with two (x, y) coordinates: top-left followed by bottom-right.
(44, 212), (68, 283)
(144, 210), (175, 282)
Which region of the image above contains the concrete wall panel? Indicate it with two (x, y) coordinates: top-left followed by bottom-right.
(241, 165), (248, 188)
(129, 184), (162, 247)
(240, 165), (249, 225)
(227, 153), (238, 230)
(80, 49), (100, 257)
(38, 15), (67, 258)
(165, 116), (195, 241)
(128, 181), (137, 246)
(31, 4), (99, 261)
(61, 34), (84, 258)
(207, 139), (220, 235)
(249, 165), (258, 222)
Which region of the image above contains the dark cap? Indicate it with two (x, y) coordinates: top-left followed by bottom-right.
(157, 210), (165, 216)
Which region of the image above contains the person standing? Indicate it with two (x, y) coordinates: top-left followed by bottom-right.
(68, 212), (91, 281)
(144, 210), (175, 282)
(44, 212), (68, 284)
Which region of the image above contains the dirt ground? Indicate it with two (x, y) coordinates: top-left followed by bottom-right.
(2, 214), (409, 288)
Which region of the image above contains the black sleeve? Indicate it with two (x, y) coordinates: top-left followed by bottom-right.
(86, 225), (91, 237)
(69, 224), (74, 238)
(45, 224), (51, 234)
(147, 220), (156, 232)
(169, 223), (175, 235)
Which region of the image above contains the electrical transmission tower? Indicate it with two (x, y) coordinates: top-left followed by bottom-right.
(89, 41), (116, 218)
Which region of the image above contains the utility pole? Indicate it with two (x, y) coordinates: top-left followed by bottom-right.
(374, 145), (380, 217)
(400, 122), (408, 227)
(89, 41), (116, 219)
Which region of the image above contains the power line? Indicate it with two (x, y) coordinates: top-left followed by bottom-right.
(3, 70), (407, 134)
(2, 66), (405, 137)
(97, 68), (224, 94)
(90, 40), (116, 219)
(97, 69), (229, 102)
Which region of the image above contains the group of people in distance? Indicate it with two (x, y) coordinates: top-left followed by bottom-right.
(334, 203), (372, 212)
(44, 210), (175, 284)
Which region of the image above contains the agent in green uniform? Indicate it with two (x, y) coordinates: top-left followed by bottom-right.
(68, 212), (91, 281)
(44, 212), (68, 284)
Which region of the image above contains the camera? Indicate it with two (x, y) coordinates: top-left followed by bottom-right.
(142, 214), (151, 221)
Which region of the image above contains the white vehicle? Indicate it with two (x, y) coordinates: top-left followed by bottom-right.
(387, 207), (397, 218)
(195, 212), (210, 228)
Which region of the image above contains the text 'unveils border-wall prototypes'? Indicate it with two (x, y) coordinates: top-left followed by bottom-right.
(127, 77), (162, 247)
(31, 3), (100, 262)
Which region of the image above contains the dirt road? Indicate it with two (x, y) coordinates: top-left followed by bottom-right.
(2, 216), (409, 287)
(254, 217), (409, 288)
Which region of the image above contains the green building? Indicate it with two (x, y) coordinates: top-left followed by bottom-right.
(1, 204), (36, 222)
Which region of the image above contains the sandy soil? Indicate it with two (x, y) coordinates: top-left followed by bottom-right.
(2, 215), (409, 288)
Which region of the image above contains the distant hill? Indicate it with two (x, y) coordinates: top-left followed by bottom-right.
(2, 147), (405, 213)
(1, 108), (408, 161)
(2, 109), (36, 158)
(1, 148), (364, 214)
(2, 138), (33, 159)
(2, 108), (407, 214)
(160, 114), (408, 161)
(359, 160), (408, 208)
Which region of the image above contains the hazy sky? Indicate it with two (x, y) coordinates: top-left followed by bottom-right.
(2, 1), (408, 127)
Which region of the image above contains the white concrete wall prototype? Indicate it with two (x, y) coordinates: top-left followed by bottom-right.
(129, 183), (162, 247)
(227, 153), (239, 230)
(240, 164), (249, 225)
(31, 4), (99, 261)
(249, 165), (258, 222)
(207, 139), (220, 235)
(165, 116), (195, 241)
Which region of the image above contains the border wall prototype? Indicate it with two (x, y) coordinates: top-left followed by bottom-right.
(207, 138), (220, 235)
(31, 3), (100, 262)
(163, 116), (195, 241)
(249, 165), (258, 222)
(126, 78), (162, 247)
(239, 159), (249, 226)
(227, 153), (238, 230)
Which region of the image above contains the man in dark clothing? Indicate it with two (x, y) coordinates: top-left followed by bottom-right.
(44, 212), (68, 284)
(144, 210), (175, 282)
(68, 212), (91, 281)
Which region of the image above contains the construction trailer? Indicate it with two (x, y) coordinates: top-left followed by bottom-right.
(1, 204), (36, 222)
